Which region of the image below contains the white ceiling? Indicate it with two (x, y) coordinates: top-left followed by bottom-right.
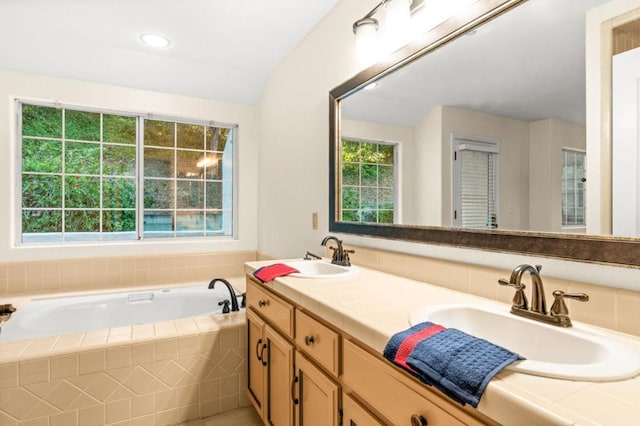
(342, 0), (610, 127)
(0, 0), (338, 104)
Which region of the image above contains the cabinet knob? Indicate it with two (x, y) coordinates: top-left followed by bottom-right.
(410, 414), (427, 426)
(258, 299), (270, 307)
(304, 335), (315, 346)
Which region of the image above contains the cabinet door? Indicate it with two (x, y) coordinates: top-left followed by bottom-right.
(265, 325), (294, 426)
(247, 309), (267, 418)
(294, 352), (340, 426)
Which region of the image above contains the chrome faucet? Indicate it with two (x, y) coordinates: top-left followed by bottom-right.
(498, 264), (588, 327)
(208, 278), (240, 312)
(320, 236), (354, 266)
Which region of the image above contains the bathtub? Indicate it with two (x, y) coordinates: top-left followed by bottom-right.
(0, 284), (242, 342)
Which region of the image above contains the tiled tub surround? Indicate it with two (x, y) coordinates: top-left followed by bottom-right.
(0, 279), (250, 426)
(0, 251), (257, 296)
(246, 259), (640, 425)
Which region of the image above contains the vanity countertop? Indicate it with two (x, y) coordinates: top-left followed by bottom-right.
(245, 259), (640, 426)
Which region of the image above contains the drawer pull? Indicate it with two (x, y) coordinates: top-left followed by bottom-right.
(304, 335), (315, 346)
(291, 375), (299, 405)
(410, 414), (428, 426)
(258, 299), (270, 307)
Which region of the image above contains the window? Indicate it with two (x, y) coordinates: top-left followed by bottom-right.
(452, 135), (499, 229)
(562, 149), (586, 227)
(340, 138), (397, 224)
(19, 101), (236, 244)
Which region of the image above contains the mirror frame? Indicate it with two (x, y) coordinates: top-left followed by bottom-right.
(329, 0), (640, 268)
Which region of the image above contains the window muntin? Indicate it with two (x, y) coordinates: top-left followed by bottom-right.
(562, 149), (586, 228)
(19, 101), (236, 244)
(340, 138), (396, 224)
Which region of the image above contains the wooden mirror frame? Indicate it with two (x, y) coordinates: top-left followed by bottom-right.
(329, 0), (640, 268)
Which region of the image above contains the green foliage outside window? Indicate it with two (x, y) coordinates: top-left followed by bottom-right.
(341, 138), (395, 224)
(20, 103), (234, 242)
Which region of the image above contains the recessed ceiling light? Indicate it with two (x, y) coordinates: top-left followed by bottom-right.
(140, 33), (170, 48)
(364, 82), (378, 90)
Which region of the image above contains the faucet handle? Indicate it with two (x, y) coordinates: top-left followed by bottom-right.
(550, 290), (589, 317)
(498, 278), (528, 309)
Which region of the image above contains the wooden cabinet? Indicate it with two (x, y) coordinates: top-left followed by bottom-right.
(246, 276), (494, 426)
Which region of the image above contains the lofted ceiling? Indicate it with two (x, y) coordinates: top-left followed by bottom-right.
(0, 0), (338, 104)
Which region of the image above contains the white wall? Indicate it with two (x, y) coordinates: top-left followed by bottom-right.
(412, 106), (443, 226)
(257, 0), (640, 290)
(0, 69), (259, 261)
(441, 106), (530, 230)
(529, 119), (586, 233)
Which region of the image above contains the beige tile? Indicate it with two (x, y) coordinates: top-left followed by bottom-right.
(466, 265), (501, 300)
(0, 340), (30, 362)
(0, 387), (40, 420)
(219, 328), (239, 352)
(176, 384), (199, 408)
(123, 367), (154, 395)
(21, 337), (59, 358)
(177, 404), (200, 423)
(178, 336), (200, 357)
(130, 414), (155, 426)
(156, 361), (185, 388)
(51, 333), (84, 352)
(131, 394), (155, 418)
(131, 343), (156, 366)
(199, 379), (220, 402)
(174, 319), (198, 334)
(155, 389), (178, 411)
(49, 410), (78, 426)
(22, 400), (58, 420)
(106, 399), (131, 424)
(199, 400), (221, 418)
(107, 346), (132, 370)
(220, 375), (239, 397)
(45, 380), (82, 411)
(0, 363), (18, 389)
(154, 323), (177, 339)
(220, 394), (239, 412)
(558, 387), (640, 426)
(132, 325), (155, 341)
(85, 373), (119, 402)
(50, 354), (78, 380)
(155, 408), (178, 426)
(106, 386), (136, 403)
(19, 359), (49, 385)
(79, 350), (106, 375)
(566, 281), (615, 329)
(616, 288), (640, 337)
(155, 339), (178, 361)
(19, 417), (48, 426)
(78, 405), (105, 426)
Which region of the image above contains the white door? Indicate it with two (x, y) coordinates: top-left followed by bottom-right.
(612, 47), (640, 237)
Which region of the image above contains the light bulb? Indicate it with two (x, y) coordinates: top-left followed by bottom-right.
(354, 18), (379, 65)
(383, 0), (412, 54)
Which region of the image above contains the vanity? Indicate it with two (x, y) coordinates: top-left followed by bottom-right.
(244, 259), (640, 426)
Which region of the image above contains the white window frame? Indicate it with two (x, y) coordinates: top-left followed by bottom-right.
(340, 136), (401, 224)
(561, 148), (586, 229)
(15, 99), (239, 245)
(451, 134), (500, 229)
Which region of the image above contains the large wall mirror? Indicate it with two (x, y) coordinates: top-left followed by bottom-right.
(329, 0), (640, 267)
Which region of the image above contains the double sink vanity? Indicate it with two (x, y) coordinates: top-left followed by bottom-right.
(244, 258), (640, 425)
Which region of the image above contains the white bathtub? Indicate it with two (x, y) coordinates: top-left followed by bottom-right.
(0, 285), (242, 342)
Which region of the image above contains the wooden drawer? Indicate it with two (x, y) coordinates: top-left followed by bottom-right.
(246, 278), (294, 339)
(343, 393), (384, 426)
(295, 310), (340, 377)
(343, 339), (487, 426)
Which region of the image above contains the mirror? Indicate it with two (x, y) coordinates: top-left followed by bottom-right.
(329, 0), (640, 267)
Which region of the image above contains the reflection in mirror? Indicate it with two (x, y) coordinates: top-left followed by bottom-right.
(338, 0), (609, 235)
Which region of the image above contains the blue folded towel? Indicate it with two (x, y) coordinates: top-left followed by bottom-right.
(383, 322), (522, 407)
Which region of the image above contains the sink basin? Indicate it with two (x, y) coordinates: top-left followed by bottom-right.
(409, 304), (640, 381)
(283, 260), (359, 279)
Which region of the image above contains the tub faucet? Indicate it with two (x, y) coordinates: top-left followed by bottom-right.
(208, 278), (240, 312)
(321, 236), (354, 266)
(499, 264), (588, 327)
